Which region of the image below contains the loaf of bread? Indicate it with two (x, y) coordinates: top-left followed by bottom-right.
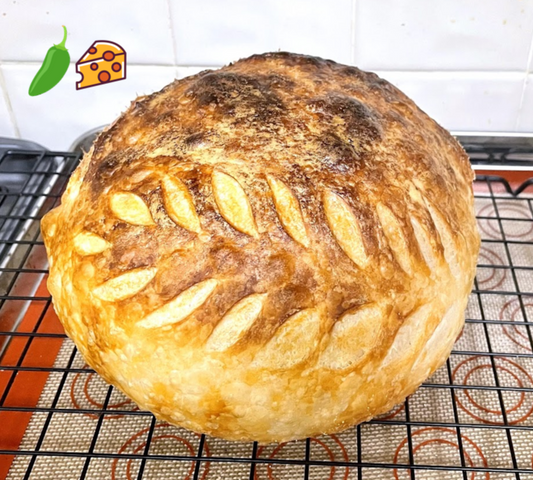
(41, 52), (480, 443)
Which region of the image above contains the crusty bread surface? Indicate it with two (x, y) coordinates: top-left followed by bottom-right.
(41, 52), (480, 443)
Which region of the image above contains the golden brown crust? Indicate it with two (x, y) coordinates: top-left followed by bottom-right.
(41, 52), (480, 443)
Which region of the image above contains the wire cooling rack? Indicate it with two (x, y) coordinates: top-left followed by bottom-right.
(2, 144), (533, 480)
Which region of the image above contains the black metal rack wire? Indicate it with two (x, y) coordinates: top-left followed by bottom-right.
(1, 143), (533, 479)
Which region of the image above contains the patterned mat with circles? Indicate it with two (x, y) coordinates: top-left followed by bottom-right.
(7, 191), (533, 479)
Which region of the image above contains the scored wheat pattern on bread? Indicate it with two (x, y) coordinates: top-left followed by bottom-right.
(82, 171), (458, 280)
(81, 169), (460, 370)
(41, 53), (479, 442)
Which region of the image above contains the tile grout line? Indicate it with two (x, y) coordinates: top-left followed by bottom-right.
(0, 61), (527, 75)
(515, 27), (533, 131)
(0, 61), (20, 138)
(516, 74), (531, 131)
(350, 0), (357, 65)
(166, 0), (180, 67)
(374, 70), (526, 76)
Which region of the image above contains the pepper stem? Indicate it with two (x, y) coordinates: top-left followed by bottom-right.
(56, 25), (68, 50)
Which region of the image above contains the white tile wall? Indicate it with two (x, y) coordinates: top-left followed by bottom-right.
(0, 0), (532, 151)
(169, 0), (353, 66)
(1, 64), (177, 150)
(0, 70), (16, 138)
(0, 0), (175, 64)
(354, 0), (533, 71)
(176, 66), (213, 79)
(517, 75), (533, 132)
(379, 71), (526, 132)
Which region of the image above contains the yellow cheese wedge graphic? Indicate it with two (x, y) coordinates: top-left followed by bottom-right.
(76, 40), (126, 90)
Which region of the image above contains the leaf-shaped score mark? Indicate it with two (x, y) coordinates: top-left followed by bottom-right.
(206, 293), (267, 352)
(323, 190), (368, 268)
(161, 176), (202, 233)
(376, 203), (413, 276)
(73, 231), (110, 256)
(93, 268), (157, 302)
(319, 303), (386, 371)
(212, 171), (258, 237)
(137, 279), (218, 329)
(267, 175), (309, 247)
(110, 192), (155, 226)
(253, 308), (322, 369)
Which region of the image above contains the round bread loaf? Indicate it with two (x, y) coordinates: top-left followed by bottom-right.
(41, 52), (480, 443)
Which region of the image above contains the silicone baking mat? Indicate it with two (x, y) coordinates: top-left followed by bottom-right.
(2, 147), (533, 479)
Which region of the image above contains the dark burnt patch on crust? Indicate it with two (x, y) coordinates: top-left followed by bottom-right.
(305, 93), (382, 174)
(183, 131), (208, 150)
(85, 152), (123, 197)
(153, 129), (213, 156)
(106, 224), (159, 272)
(307, 93), (382, 143)
(337, 65), (367, 80)
(185, 72), (287, 127)
(155, 248), (212, 300)
(84, 149), (145, 199)
(313, 131), (361, 174)
(340, 68), (402, 100)
(259, 73), (296, 91)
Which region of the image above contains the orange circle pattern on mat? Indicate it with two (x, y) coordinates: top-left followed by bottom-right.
(477, 202), (533, 240)
(452, 356), (533, 424)
(499, 299), (533, 352)
(70, 365), (138, 419)
(476, 246), (507, 291)
(111, 424), (210, 480)
(255, 435), (350, 480)
(393, 427), (489, 480)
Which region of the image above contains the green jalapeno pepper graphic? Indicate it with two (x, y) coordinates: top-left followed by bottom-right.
(28, 25), (70, 96)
